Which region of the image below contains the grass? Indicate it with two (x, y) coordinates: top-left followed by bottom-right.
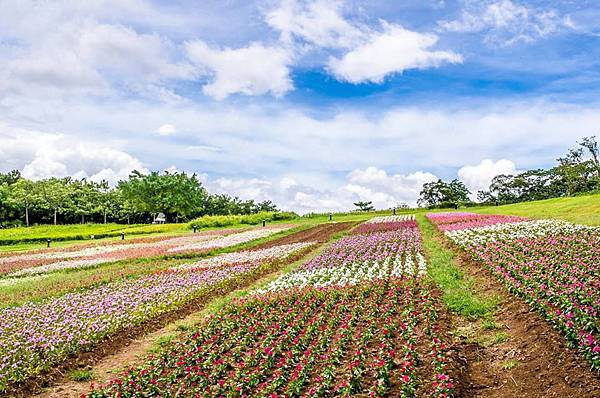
(69, 369), (93, 382)
(417, 214), (498, 320)
(501, 359), (520, 370)
(470, 193), (600, 226)
(0, 223), (187, 246)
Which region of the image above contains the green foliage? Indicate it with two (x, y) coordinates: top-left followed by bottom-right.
(0, 223), (184, 246)
(70, 369), (93, 382)
(477, 136), (600, 205)
(0, 169), (284, 227)
(418, 179), (471, 208)
(353, 201), (375, 211)
(188, 211), (297, 229)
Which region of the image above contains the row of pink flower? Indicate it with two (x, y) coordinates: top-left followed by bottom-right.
(426, 212), (528, 231)
(428, 212), (600, 370)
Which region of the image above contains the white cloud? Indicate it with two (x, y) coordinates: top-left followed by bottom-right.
(0, 2), (194, 100)
(0, 123), (146, 185)
(265, 0), (363, 48)
(199, 166), (438, 213)
(458, 159), (518, 195)
(185, 41), (293, 100)
(439, 0), (574, 46)
(156, 124), (177, 136)
(327, 22), (462, 83)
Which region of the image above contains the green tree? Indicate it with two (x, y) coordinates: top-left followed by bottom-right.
(418, 179), (471, 208)
(117, 170), (207, 222)
(9, 179), (39, 226)
(354, 201), (375, 212)
(39, 178), (72, 225)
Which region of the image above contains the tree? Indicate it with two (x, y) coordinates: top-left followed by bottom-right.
(354, 201), (375, 212)
(9, 179), (39, 226)
(117, 170), (208, 222)
(256, 200), (279, 213)
(418, 179), (471, 208)
(39, 178), (72, 225)
(71, 179), (100, 224)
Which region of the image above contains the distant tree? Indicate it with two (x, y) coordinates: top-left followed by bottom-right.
(117, 170), (208, 222)
(8, 179), (39, 226)
(418, 179), (471, 208)
(256, 200), (279, 212)
(71, 179), (100, 224)
(354, 201), (375, 212)
(39, 178), (72, 225)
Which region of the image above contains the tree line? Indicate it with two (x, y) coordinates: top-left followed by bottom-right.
(0, 170), (279, 227)
(419, 136), (600, 208)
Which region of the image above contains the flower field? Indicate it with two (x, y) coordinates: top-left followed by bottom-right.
(0, 237), (310, 392)
(86, 216), (456, 397)
(0, 226), (292, 277)
(427, 212), (600, 370)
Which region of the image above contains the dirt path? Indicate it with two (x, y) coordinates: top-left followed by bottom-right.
(29, 222), (354, 398)
(433, 233), (600, 397)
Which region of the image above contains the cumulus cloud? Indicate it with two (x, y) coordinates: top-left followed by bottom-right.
(200, 166), (438, 213)
(439, 0), (575, 46)
(327, 22), (462, 83)
(0, 123), (146, 185)
(458, 159), (518, 195)
(185, 41), (293, 100)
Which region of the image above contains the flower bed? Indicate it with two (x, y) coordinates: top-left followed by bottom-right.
(88, 280), (453, 398)
(174, 242), (316, 271)
(1, 226), (293, 277)
(86, 216), (456, 397)
(0, 238), (308, 391)
(428, 212), (600, 370)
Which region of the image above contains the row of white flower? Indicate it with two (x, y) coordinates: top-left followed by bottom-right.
(167, 227), (291, 253)
(0, 274), (51, 288)
(173, 242), (315, 271)
(256, 252), (426, 294)
(366, 215), (415, 223)
(446, 219), (599, 248)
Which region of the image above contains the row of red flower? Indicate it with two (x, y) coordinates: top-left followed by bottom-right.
(88, 279), (453, 397)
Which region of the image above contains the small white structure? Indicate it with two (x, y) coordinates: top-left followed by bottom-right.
(153, 212), (166, 224)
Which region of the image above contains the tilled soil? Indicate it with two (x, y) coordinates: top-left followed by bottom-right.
(250, 221), (357, 249)
(9, 222), (355, 398)
(433, 233), (600, 398)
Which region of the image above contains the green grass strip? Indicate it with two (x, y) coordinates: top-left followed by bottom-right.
(417, 214), (497, 320)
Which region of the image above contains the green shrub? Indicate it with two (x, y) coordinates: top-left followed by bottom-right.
(188, 212), (297, 229)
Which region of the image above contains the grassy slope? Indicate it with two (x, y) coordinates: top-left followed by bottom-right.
(469, 193), (600, 226)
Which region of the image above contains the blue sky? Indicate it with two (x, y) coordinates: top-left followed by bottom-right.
(0, 0), (599, 212)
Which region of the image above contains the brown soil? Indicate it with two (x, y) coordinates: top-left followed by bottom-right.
(250, 221), (357, 249)
(432, 233), (600, 398)
(5, 222), (354, 398)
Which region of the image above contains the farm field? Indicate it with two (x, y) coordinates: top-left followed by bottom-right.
(1, 199), (599, 397)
